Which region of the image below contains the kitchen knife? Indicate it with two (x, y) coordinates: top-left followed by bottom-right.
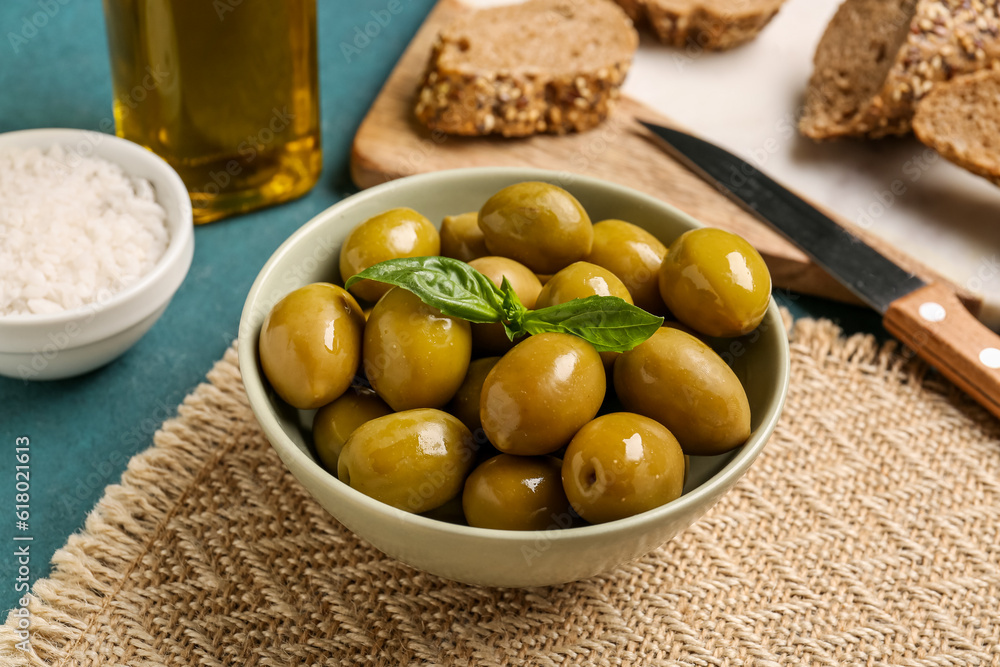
(640, 120), (1000, 420)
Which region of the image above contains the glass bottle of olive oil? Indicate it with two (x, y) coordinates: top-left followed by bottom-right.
(103, 0), (321, 224)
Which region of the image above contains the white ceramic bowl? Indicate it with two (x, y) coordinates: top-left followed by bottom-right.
(239, 167), (789, 587)
(0, 128), (194, 380)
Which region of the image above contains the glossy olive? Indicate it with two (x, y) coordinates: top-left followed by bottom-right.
(463, 455), (570, 531)
(536, 261), (634, 367)
(478, 182), (593, 274)
(562, 412), (685, 524)
(586, 219), (668, 314)
(440, 211), (488, 262)
(467, 256), (543, 354)
(481, 332), (605, 456)
(338, 409), (476, 513)
(363, 287), (472, 411)
(535, 261), (634, 308)
(312, 388), (392, 472)
(339, 207), (441, 303)
(613, 327), (751, 455)
(258, 283), (365, 409)
(469, 256), (543, 308)
(447, 356), (501, 434)
(658, 228), (771, 337)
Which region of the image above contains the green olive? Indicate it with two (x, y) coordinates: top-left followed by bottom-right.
(467, 256), (543, 354)
(562, 412), (685, 524)
(613, 327), (751, 455)
(363, 287), (471, 411)
(312, 388), (392, 472)
(535, 261), (634, 307)
(258, 283), (365, 409)
(535, 261), (634, 368)
(478, 182), (593, 274)
(339, 207), (440, 303)
(338, 409), (476, 513)
(447, 356), (501, 434)
(586, 219), (668, 314)
(658, 228), (771, 337)
(468, 257), (542, 308)
(441, 211), (488, 262)
(462, 454), (570, 530)
(481, 332), (605, 456)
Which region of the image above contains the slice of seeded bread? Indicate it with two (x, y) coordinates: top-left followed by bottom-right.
(414, 0), (638, 137)
(613, 0), (786, 50)
(913, 67), (1000, 186)
(800, 0), (1000, 141)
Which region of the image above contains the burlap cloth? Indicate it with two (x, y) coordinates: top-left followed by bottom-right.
(2, 317), (999, 666)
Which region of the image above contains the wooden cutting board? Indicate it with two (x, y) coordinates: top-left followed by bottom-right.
(350, 0), (980, 313)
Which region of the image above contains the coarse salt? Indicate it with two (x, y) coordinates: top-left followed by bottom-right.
(0, 144), (170, 316)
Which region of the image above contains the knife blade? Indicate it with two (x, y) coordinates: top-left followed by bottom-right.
(640, 120), (1000, 420)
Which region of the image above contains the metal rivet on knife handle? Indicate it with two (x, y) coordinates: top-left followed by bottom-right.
(884, 282), (1000, 420)
(918, 302), (947, 323)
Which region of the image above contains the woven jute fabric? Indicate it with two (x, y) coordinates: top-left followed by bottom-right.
(2, 318), (999, 666)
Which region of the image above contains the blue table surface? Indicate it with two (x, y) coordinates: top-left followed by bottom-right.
(0, 0), (882, 613)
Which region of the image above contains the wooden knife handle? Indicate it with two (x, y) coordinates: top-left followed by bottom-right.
(884, 282), (1000, 420)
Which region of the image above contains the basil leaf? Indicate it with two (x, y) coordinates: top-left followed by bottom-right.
(345, 257), (662, 352)
(499, 276), (528, 341)
(519, 296), (664, 352)
(345, 257), (505, 323)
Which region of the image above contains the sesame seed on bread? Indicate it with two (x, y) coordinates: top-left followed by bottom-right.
(413, 0), (638, 137)
(913, 67), (1000, 186)
(613, 0), (786, 50)
(801, 0), (1000, 141)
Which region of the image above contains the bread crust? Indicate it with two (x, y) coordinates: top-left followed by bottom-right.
(913, 68), (1000, 185)
(415, 55), (631, 137)
(615, 0), (786, 50)
(414, 0), (637, 137)
(802, 0), (1000, 141)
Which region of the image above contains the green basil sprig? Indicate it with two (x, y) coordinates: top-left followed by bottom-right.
(345, 257), (663, 353)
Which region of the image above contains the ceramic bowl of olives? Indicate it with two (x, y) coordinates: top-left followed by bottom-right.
(238, 167), (789, 588)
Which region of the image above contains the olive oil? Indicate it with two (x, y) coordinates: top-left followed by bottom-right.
(103, 0), (321, 223)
